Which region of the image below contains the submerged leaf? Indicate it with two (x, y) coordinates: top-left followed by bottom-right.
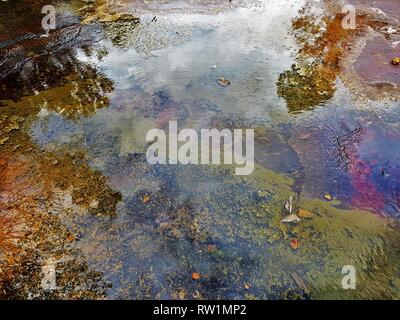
(281, 214), (301, 223)
(324, 194), (332, 201)
(192, 272), (200, 280)
(217, 77), (231, 87)
(392, 57), (400, 65)
(142, 194), (150, 203)
(297, 209), (314, 219)
(290, 239), (299, 250)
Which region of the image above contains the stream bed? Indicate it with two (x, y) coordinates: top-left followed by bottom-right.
(0, 0), (400, 299)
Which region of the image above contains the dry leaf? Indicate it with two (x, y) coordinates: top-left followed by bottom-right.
(244, 283), (251, 290)
(142, 194), (150, 203)
(299, 133), (311, 140)
(284, 196), (293, 214)
(192, 272), (200, 280)
(281, 214), (301, 223)
(297, 209), (314, 219)
(177, 288), (187, 300)
(324, 194), (332, 201)
(217, 77), (231, 87)
(290, 239), (299, 250)
(392, 57), (400, 65)
(193, 290), (202, 299)
(291, 272), (309, 293)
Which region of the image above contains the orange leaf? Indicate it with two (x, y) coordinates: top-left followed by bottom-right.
(290, 239), (299, 250)
(192, 272), (200, 280)
(142, 195), (150, 203)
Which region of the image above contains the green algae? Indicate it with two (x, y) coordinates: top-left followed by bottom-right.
(179, 163), (400, 299)
(291, 199), (400, 299)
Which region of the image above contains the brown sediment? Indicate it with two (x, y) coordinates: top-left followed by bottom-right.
(0, 147), (118, 298)
(0, 86), (120, 298)
(0, 150), (112, 298)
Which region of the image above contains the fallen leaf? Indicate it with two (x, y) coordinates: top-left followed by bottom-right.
(299, 133), (311, 140)
(206, 244), (217, 253)
(192, 272), (201, 280)
(290, 239), (299, 250)
(297, 209), (314, 219)
(281, 214), (301, 223)
(324, 194), (332, 201)
(244, 283), (251, 290)
(177, 288), (187, 300)
(193, 290), (202, 299)
(142, 194), (150, 203)
(284, 196), (293, 214)
(392, 57), (400, 65)
(291, 272), (309, 293)
(170, 227), (184, 239)
(217, 77), (231, 87)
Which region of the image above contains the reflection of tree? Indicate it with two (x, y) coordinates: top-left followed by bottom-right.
(72, 0), (140, 49)
(0, 34), (114, 119)
(44, 71), (114, 120)
(0, 0), (57, 41)
(0, 0), (115, 119)
(277, 64), (335, 113)
(277, 6), (355, 113)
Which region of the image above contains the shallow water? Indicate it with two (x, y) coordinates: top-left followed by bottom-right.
(1, 0), (400, 299)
